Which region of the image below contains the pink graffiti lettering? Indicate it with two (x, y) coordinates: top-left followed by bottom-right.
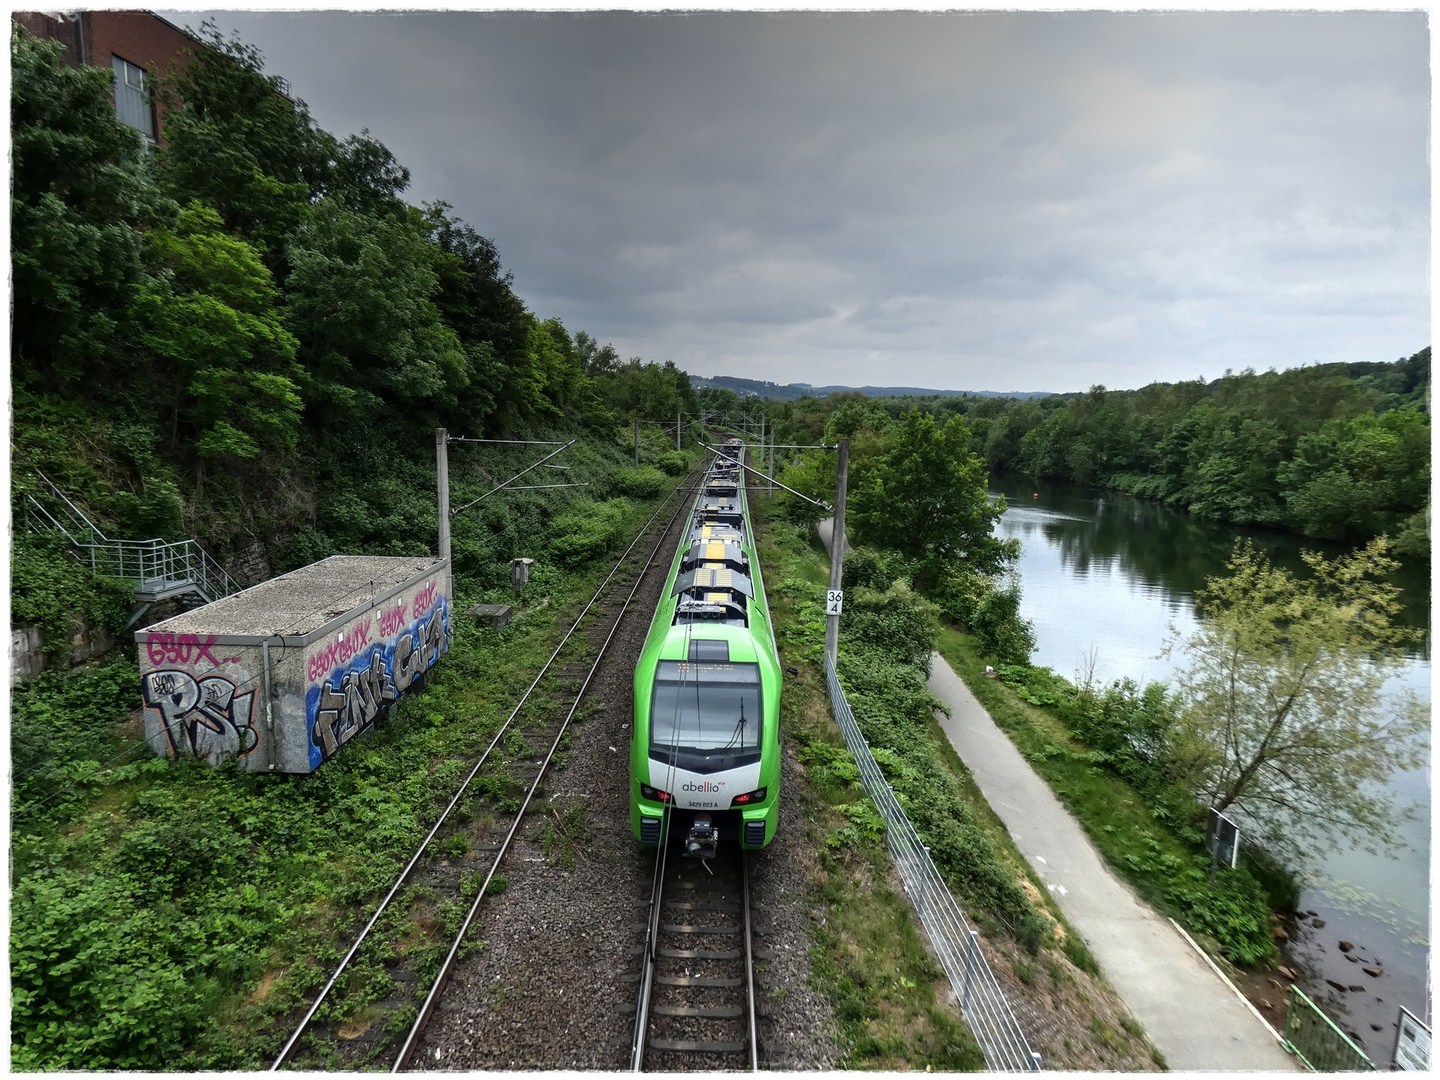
(146, 632), (222, 668)
(411, 580), (438, 621)
(306, 621), (374, 684)
(377, 602), (408, 638)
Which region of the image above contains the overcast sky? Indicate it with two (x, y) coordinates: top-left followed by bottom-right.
(162, 9), (1429, 394)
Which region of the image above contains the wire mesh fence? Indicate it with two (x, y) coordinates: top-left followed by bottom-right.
(1283, 985), (1376, 1072)
(824, 655), (1041, 1072)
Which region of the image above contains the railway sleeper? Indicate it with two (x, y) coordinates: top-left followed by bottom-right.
(646, 1039), (746, 1054)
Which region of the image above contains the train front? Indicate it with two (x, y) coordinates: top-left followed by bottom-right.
(630, 441), (781, 856)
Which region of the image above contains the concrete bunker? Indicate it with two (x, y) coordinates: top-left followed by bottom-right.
(135, 555), (451, 773)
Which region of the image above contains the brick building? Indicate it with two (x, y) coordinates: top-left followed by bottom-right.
(13, 10), (199, 145)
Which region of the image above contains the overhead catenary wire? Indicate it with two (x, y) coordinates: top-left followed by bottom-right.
(449, 439), (576, 517)
(697, 441), (832, 511)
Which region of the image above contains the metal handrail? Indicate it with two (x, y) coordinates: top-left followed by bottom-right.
(1283, 985), (1376, 1071)
(825, 654), (1041, 1072)
(23, 472), (242, 603)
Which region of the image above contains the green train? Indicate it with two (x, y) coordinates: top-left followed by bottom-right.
(630, 439), (782, 857)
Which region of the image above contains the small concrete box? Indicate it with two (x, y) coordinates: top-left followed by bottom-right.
(135, 555), (451, 774)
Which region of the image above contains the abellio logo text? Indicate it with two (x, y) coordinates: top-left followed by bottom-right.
(681, 780), (725, 792)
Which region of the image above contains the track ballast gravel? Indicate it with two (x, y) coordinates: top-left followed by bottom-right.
(411, 488), (839, 1071)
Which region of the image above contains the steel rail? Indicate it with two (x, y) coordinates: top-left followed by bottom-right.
(741, 850), (759, 1072)
(271, 468), (698, 1071)
(629, 808), (672, 1071)
(629, 844), (759, 1072)
(392, 463), (705, 1072)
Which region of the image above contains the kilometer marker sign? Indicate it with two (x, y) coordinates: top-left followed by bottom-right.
(826, 589), (844, 616)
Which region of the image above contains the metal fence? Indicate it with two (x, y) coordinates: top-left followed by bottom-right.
(23, 470), (241, 605)
(824, 655), (1041, 1072)
(80, 537), (239, 603)
(1283, 985), (1375, 1072)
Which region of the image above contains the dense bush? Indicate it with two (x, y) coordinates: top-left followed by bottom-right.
(654, 450), (690, 476)
(930, 563), (1035, 665)
(607, 465), (668, 498)
(969, 578), (1035, 665)
(545, 497), (634, 567)
(10, 534), (134, 663)
(837, 650), (1050, 951)
(841, 546), (893, 591)
(842, 581), (938, 672)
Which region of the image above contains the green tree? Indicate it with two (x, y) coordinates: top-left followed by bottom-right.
(132, 203), (302, 460)
(850, 410), (1014, 573)
(154, 24), (330, 260)
(11, 25), (157, 388)
(284, 199), (467, 421)
(1168, 539), (1427, 858)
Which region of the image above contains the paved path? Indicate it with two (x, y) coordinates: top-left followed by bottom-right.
(927, 658), (1299, 1072)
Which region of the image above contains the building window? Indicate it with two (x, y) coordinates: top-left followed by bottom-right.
(111, 55), (155, 141)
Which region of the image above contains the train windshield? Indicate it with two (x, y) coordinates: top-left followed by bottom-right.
(649, 660), (762, 774)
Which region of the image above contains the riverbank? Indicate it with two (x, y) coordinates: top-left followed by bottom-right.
(926, 650), (1299, 1071)
(987, 476), (1430, 1065)
(933, 625), (1429, 1064)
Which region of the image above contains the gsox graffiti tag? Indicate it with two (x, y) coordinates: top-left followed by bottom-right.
(306, 621), (373, 684)
(145, 632), (240, 668)
(307, 596), (449, 765)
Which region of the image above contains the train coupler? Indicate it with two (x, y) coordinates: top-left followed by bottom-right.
(684, 813), (719, 859)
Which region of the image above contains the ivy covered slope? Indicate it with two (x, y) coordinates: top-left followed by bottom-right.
(10, 23), (714, 1070)
(11, 23), (700, 579)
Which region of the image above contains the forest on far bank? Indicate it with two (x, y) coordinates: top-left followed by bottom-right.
(698, 349), (1429, 557)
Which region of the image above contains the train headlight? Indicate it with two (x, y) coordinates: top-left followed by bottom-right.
(729, 786), (767, 807)
(640, 783), (672, 803)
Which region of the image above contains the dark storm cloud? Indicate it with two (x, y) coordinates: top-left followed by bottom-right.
(163, 10), (1428, 391)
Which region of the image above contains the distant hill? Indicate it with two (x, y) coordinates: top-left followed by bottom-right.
(691, 374), (1053, 401)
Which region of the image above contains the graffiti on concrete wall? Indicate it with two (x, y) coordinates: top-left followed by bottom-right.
(145, 632), (242, 667)
(142, 668), (257, 765)
(313, 651), (396, 757)
(305, 578), (450, 767)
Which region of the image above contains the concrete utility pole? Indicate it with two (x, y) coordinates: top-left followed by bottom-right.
(435, 428), (452, 598)
(824, 438), (850, 666)
(633, 416), (639, 467)
(767, 419), (775, 496)
(676, 407), (682, 452)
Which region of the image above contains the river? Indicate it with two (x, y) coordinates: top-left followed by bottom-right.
(987, 474), (1431, 1066)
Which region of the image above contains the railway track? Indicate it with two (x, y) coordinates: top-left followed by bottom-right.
(271, 461), (706, 1072)
(627, 836), (761, 1072)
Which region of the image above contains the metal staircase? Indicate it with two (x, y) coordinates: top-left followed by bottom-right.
(22, 470), (243, 625)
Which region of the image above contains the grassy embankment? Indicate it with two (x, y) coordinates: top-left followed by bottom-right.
(755, 507), (1162, 1071)
(9, 441), (697, 1070)
(934, 628), (1290, 974)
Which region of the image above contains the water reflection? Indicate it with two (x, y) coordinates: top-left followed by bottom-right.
(992, 474), (1431, 648)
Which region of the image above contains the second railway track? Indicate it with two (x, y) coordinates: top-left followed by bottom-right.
(271, 461), (705, 1071)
